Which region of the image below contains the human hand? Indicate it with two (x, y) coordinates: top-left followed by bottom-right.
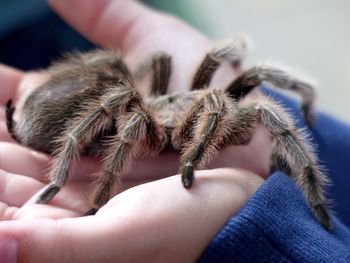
(0, 0), (267, 262)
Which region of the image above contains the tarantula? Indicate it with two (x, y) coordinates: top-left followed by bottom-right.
(5, 36), (331, 229)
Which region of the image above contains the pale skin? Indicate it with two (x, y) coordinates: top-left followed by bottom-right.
(0, 0), (270, 262)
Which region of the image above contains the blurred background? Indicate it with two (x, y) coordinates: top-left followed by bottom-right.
(1, 0), (349, 121)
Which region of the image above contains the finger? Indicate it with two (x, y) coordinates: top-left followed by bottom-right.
(0, 203), (79, 221)
(49, 0), (158, 51)
(0, 170), (44, 207)
(0, 168), (264, 263)
(0, 139), (177, 189)
(0, 202), (18, 221)
(0, 121), (13, 142)
(14, 204), (81, 220)
(49, 0), (214, 94)
(0, 167), (92, 213)
(0, 168), (92, 214)
(0, 64), (22, 105)
(0, 142), (48, 180)
(0, 142), (102, 182)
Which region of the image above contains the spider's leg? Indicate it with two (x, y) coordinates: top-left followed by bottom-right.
(87, 105), (165, 214)
(191, 36), (248, 90)
(172, 96), (206, 149)
(176, 90), (230, 188)
(225, 99), (331, 229)
(134, 52), (172, 96)
(225, 64), (316, 125)
(29, 78), (137, 205)
(5, 99), (20, 142)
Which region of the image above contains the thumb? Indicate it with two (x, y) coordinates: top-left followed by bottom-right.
(0, 169), (263, 263)
(0, 217), (116, 263)
(48, 0), (163, 51)
(0, 64), (23, 105)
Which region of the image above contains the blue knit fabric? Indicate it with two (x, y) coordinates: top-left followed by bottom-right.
(200, 90), (350, 262)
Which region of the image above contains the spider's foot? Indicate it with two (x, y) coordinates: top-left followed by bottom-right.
(6, 100), (15, 118)
(182, 163), (194, 188)
(314, 204), (332, 230)
(24, 184), (60, 206)
(5, 99), (20, 142)
(36, 184), (61, 204)
(85, 207), (98, 216)
(301, 104), (315, 127)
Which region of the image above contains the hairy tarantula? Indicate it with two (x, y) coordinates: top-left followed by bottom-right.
(5, 36), (331, 229)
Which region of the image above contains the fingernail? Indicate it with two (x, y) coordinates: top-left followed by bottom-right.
(0, 238), (17, 263)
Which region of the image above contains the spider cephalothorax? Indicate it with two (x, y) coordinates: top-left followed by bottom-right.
(6, 36), (331, 229)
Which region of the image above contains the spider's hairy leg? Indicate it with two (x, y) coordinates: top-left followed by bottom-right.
(177, 90), (229, 188)
(228, 100), (331, 229)
(88, 106), (165, 215)
(32, 80), (137, 205)
(225, 64), (316, 125)
(176, 100), (259, 184)
(191, 35), (249, 90)
(133, 52), (172, 96)
(258, 102), (330, 229)
(172, 96), (205, 149)
(5, 99), (20, 142)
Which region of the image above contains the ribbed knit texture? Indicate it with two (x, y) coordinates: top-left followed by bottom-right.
(200, 89), (350, 262)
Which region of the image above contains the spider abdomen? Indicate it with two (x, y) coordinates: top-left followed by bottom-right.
(14, 71), (111, 154)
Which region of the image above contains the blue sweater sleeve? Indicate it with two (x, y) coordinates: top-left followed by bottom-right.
(200, 90), (350, 262)
(200, 173), (350, 262)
